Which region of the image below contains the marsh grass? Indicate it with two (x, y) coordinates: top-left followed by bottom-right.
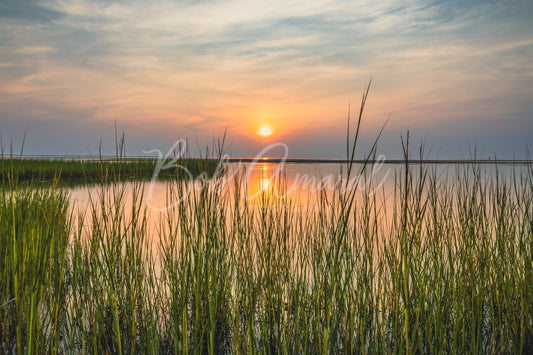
(1, 93), (533, 353)
(0, 158), (218, 187)
(2, 157), (533, 354)
(0, 185), (70, 353)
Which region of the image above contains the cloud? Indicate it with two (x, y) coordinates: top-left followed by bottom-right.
(0, 0), (532, 157)
(0, 0), (61, 23)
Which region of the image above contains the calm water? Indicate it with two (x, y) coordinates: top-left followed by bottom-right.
(68, 161), (529, 240)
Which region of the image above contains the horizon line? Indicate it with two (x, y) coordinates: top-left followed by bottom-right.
(2, 155), (532, 165)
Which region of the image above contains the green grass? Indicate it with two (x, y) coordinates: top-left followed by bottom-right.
(2, 154), (532, 353)
(0, 186), (70, 353)
(0, 158), (219, 187)
(2, 157), (533, 353)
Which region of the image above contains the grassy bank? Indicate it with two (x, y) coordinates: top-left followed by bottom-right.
(0, 158), (219, 186)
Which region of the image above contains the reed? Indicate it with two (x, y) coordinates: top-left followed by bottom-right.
(0, 184), (70, 353)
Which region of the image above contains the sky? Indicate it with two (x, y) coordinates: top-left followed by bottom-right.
(1, 0), (532, 159)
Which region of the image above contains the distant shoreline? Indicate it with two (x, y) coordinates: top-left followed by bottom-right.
(227, 158), (533, 165)
(2, 155), (532, 165)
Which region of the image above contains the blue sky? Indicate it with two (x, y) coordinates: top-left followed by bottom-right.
(1, 0), (532, 158)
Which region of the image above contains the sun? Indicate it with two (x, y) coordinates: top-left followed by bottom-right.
(258, 125), (273, 138)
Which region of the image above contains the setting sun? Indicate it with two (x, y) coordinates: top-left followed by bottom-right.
(258, 125), (273, 138)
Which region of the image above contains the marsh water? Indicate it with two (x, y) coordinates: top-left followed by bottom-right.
(67, 161), (529, 241)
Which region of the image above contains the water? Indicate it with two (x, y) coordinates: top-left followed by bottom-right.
(69, 162), (385, 215)
(67, 161), (530, 243)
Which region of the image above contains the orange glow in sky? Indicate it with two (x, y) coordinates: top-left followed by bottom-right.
(258, 125), (273, 138)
